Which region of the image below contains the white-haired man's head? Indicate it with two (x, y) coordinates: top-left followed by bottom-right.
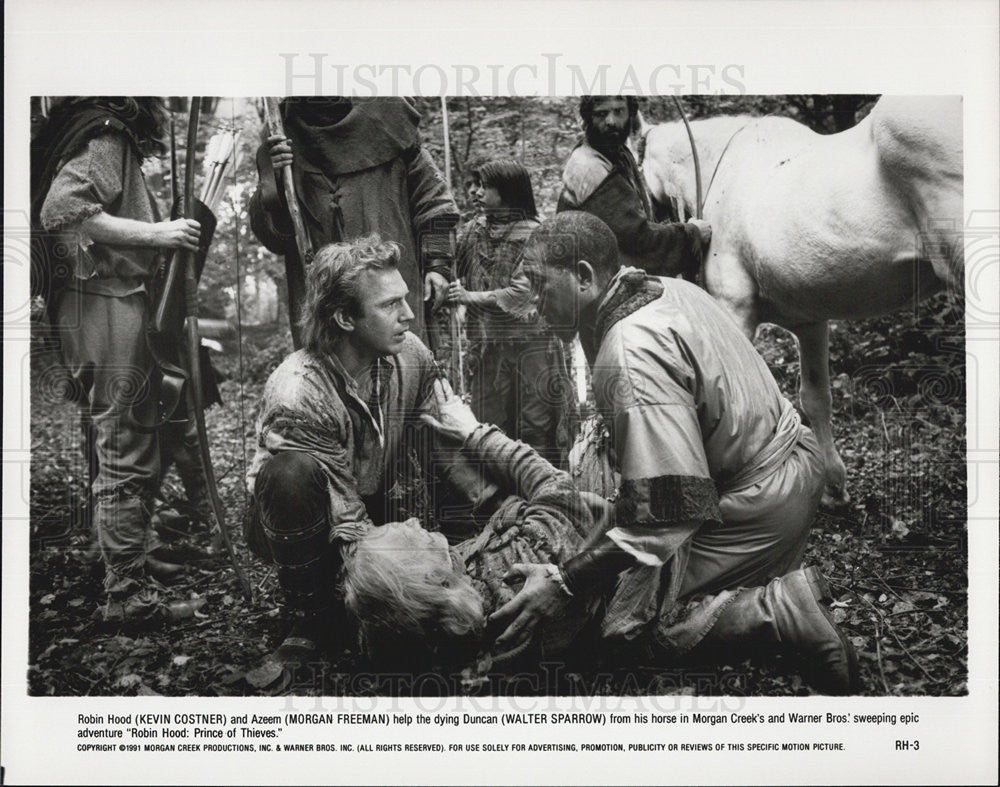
(342, 519), (485, 666)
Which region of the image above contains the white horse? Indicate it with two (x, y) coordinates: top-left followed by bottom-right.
(640, 96), (963, 505)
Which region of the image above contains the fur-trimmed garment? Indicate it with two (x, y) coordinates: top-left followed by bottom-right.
(558, 141), (703, 277)
(248, 98), (459, 339)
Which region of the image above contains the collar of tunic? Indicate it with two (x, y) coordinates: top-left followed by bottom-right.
(323, 350), (397, 448)
(592, 267), (664, 349)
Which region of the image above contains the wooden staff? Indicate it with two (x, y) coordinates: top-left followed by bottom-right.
(440, 97), (466, 397)
(262, 98), (313, 264)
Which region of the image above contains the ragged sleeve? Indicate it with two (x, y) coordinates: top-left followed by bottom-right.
(248, 141), (296, 254)
(464, 425), (565, 502)
(581, 173), (703, 277)
(40, 133), (126, 231)
(405, 145), (460, 279)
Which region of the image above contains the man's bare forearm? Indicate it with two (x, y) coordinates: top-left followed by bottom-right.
(81, 212), (200, 251)
(81, 212), (159, 246)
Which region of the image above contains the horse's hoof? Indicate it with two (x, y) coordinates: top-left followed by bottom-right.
(819, 486), (851, 512)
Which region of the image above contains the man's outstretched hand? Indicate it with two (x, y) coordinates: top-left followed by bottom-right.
(487, 563), (572, 655)
(421, 378), (479, 443)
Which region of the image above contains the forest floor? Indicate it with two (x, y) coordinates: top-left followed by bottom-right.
(26, 292), (968, 698)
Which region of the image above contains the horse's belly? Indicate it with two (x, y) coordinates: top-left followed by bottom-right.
(753, 252), (943, 325)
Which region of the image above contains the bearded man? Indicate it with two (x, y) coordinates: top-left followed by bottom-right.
(558, 96), (711, 280)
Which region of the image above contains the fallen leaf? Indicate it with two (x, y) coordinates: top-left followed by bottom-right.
(173, 655), (193, 667)
(244, 660), (283, 689)
(130, 640), (157, 657)
(117, 674), (142, 688)
(40, 594), (55, 605)
(890, 517), (910, 540)
(165, 598), (207, 621)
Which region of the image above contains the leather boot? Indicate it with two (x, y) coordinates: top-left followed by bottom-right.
(701, 566), (859, 695)
(145, 554), (187, 584)
(267, 612), (330, 667)
(101, 576), (162, 626)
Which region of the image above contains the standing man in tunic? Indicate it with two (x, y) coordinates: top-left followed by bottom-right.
(34, 97), (203, 623)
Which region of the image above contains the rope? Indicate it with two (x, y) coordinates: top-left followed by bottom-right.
(700, 114), (775, 213)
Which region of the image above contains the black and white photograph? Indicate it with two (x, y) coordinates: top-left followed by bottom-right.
(4, 1), (998, 784)
(24, 93), (969, 699)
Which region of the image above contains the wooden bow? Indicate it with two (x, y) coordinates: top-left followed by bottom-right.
(180, 98), (253, 602)
(669, 95), (703, 220)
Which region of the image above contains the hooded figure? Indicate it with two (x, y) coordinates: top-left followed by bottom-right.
(249, 97), (459, 347)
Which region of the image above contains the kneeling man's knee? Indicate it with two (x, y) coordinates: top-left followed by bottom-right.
(254, 451), (328, 538)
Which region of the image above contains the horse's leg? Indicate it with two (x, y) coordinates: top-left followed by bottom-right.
(707, 251), (759, 339)
(792, 321), (849, 508)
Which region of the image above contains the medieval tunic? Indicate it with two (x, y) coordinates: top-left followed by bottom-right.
(453, 425), (599, 658)
(557, 141), (703, 277)
(40, 132), (160, 293)
(247, 331), (500, 559)
(39, 129), (169, 580)
(248, 333), (439, 546)
(456, 216), (540, 347)
(589, 269), (825, 653)
(455, 216), (569, 459)
(248, 98), (459, 339)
